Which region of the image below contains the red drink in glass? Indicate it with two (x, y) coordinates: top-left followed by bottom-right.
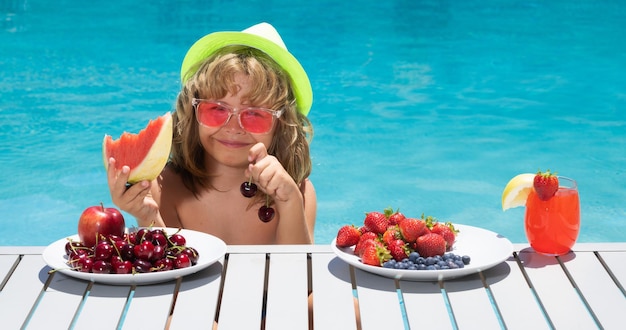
(524, 176), (580, 255)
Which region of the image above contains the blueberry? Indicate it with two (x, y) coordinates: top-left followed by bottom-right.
(383, 260), (395, 268)
(409, 252), (420, 263)
(462, 255), (471, 265)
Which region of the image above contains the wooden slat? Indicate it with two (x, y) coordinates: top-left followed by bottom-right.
(167, 261), (224, 329)
(217, 253), (266, 330)
(444, 273), (501, 329)
(518, 250), (597, 329)
(483, 256), (549, 329)
(399, 280), (452, 329)
(562, 251), (626, 329)
(72, 283), (132, 329)
(27, 272), (89, 329)
(265, 253), (309, 330)
(0, 254), (19, 287)
(311, 253), (358, 330)
(353, 269), (405, 330)
(598, 250), (626, 289)
(0, 255), (18, 273)
(0, 255), (47, 329)
(122, 282), (177, 329)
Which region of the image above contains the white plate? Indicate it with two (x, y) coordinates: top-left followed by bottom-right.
(43, 228), (226, 285)
(331, 224), (513, 281)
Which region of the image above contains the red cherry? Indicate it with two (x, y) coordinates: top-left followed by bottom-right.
(182, 247), (199, 265)
(113, 260), (133, 274)
(135, 228), (152, 244)
(92, 260), (111, 274)
(258, 206), (275, 222)
(110, 255), (124, 266)
(174, 253), (191, 269)
(73, 256), (94, 273)
(152, 233), (168, 246)
(133, 259), (152, 273)
(65, 241), (86, 255)
(133, 240), (155, 260)
(153, 258), (174, 272)
(169, 234), (186, 247)
(107, 234), (124, 244)
(94, 241), (114, 261)
(151, 228), (166, 235)
(127, 232), (137, 244)
(151, 245), (166, 261)
(68, 248), (89, 261)
(240, 181), (258, 198)
(69, 253), (91, 269)
(120, 243), (135, 260)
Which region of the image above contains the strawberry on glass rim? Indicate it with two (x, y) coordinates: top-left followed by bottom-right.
(533, 169), (559, 200)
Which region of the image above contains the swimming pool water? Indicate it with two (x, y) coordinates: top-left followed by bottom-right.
(1, 0), (625, 246)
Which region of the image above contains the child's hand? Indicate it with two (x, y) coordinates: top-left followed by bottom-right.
(106, 157), (159, 225)
(246, 143), (301, 203)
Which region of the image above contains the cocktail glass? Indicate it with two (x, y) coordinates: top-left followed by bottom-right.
(524, 176), (580, 256)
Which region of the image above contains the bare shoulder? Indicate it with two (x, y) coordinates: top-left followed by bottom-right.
(152, 164), (191, 227)
(156, 164), (192, 198)
(158, 163), (183, 186)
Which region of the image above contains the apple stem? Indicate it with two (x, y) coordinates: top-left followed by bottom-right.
(100, 202), (105, 212)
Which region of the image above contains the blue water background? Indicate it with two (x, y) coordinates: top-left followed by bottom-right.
(1, 0), (625, 245)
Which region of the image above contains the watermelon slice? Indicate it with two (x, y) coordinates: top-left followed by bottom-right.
(102, 112), (173, 184)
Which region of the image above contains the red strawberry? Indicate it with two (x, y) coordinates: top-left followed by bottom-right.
(415, 233), (446, 257)
(430, 222), (458, 250)
(533, 169), (559, 201)
(364, 211), (389, 234)
(388, 211), (406, 226)
(399, 218), (427, 243)
(382, 225), (402, 246)
(360, 243), (391, 266)
(388, 239), (410, 261)
(354, 232), (379, 257)
(336, 225), (361, 247)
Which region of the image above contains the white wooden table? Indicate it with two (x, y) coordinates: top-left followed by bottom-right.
(1, 243), (625, 329)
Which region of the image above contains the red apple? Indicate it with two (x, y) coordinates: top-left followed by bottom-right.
(78, 203), (125, 247)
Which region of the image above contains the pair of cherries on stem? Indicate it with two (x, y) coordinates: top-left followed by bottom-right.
(240, 180), (275, 222)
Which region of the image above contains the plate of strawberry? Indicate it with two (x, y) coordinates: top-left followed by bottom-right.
(331, 208), (513, 281)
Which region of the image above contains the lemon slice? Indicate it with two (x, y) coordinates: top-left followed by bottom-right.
(501, 173), (535, 211)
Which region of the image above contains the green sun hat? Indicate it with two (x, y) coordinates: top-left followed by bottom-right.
(180, 22), (313, 116)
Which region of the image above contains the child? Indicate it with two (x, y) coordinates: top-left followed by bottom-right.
(107, 23), (316, 245)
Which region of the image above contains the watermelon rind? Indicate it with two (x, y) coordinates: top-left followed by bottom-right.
(102, 112), (173, 184)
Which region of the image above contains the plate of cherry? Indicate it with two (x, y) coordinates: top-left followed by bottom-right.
(42, 227), (226, 285)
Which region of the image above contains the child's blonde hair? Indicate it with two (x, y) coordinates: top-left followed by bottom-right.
(170, 46), (313, 201)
